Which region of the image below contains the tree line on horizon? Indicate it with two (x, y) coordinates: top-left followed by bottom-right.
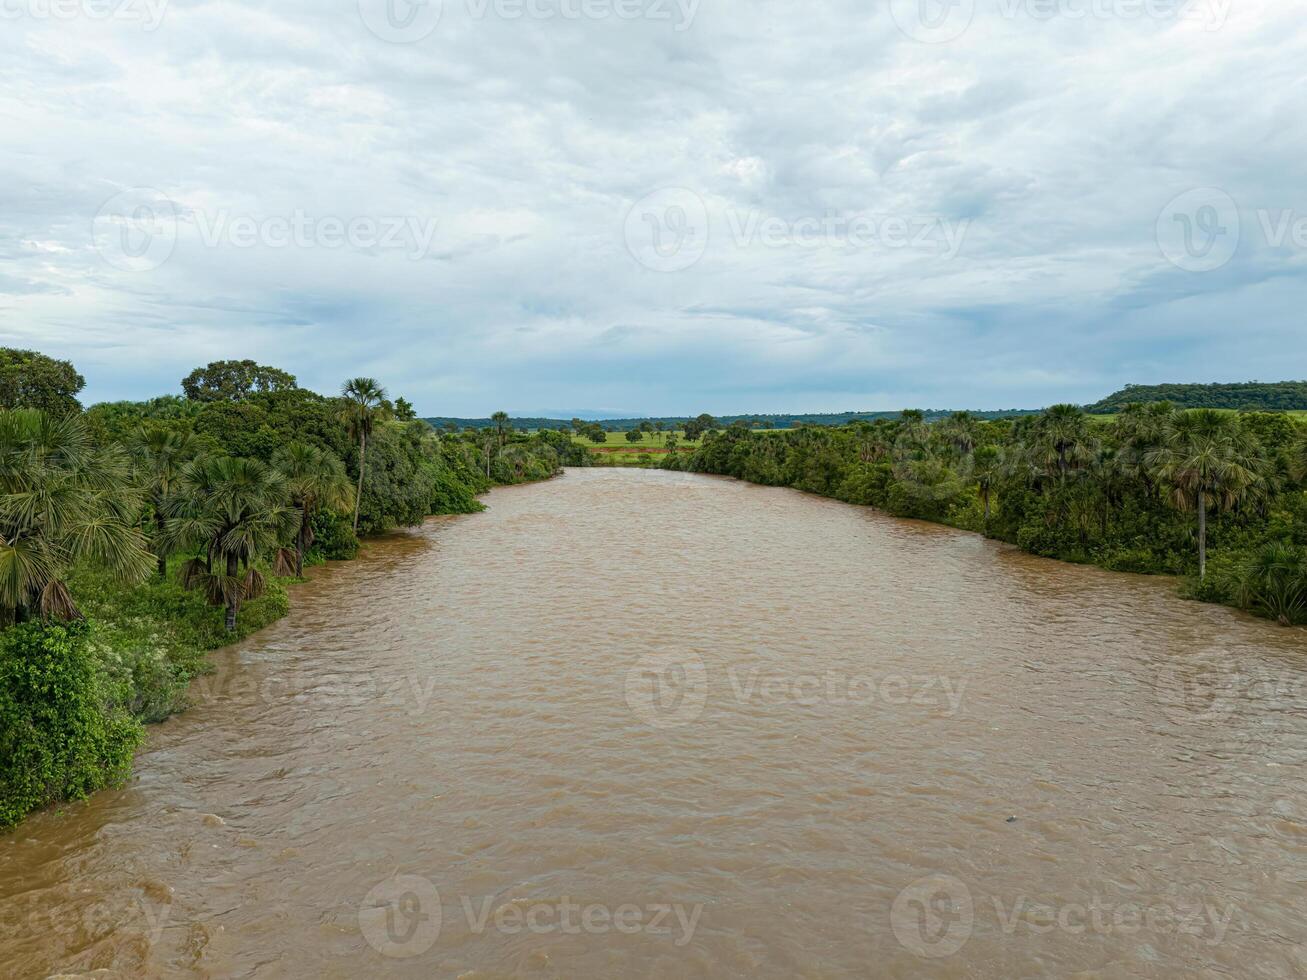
(419, 382), (1307, 434)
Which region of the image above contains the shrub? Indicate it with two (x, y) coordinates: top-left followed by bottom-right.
(427, 460), (486, 515)
(0, 622), (142, 830)
(1232, 541), (1307, 625)
(308, 509), (360, 561)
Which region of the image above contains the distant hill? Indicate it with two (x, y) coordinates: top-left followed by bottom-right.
(424, 409), (1041, 432)
(1085, 382), (1307, 414)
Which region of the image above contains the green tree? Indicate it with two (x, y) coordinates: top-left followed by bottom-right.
(166, 456), (296, 631)
(1148, 410), (1264, 578)
(339, 378), (387, 532)
(683, 413), (717, 442)
(938, 411), (979, 455)
(0, 349), (85, 416)
(0, 409), (152, 623)
(271, 442), (355, 576)
(181, 360), (297, 402)
(1112, 401), (1173, 493)
(1290, 432), (1307, 486)
(625, 429), (643, 444)
(491, 411), (511, 449)
(393, 397), (417, 421)
(1233, 541), (1307, 625)
(972, 445), (1003, 532)
(125, 426), (203, 578)
(0, 621), (141, 829)
(1024, 404), (1098, 485)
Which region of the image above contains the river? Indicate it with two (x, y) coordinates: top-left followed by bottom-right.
(2, 468), (1305, 977)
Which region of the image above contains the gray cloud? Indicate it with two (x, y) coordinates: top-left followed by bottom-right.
(0, 0), (1303, 414)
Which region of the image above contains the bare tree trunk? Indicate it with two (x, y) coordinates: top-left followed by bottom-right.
(352, 432), (367, 532)
(1197, 489), (1208, 579)
(156, 510), (168, 579)
(296, 507), (308, 577)
(225, 553), (240, 631)
(982, 487), (991, 533)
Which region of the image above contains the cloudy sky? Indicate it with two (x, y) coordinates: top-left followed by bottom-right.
(2, 0), (1304, 416)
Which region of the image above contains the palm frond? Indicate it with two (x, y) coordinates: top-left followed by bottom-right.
(38, 579), (83, 621)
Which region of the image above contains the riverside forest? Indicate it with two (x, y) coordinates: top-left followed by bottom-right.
(3, 346), (1306, 834)
(0, 349), (586, 830)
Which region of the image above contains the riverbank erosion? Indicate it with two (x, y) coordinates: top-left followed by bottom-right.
(1, 469), (1305, 977)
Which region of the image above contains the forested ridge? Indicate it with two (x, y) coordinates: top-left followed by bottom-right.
(0, 350), (586, 829)
(1087, 382), (1307, 413)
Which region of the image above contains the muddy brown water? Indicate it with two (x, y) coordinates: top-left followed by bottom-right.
(2, 468), (1306, 978)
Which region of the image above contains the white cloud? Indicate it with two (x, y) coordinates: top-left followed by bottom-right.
(0, 0), (1303, 413)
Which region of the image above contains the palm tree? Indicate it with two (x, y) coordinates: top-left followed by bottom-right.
(1290, 432), (1307, 485)
(972, 444), (1003, 532)
(893, 410), (931, 463)
(491, 411), (511, 449)
(271, 442), (354, 577)
(1112, 401), (1173, 493)
(339, 378), (386, 532)
(126, 425), (201, 578)
(166, 455), (296, 631)
(1025, 404), (1098, 484)
(1147, 410), (1264, 579)
(938, 411), (979, 456)
(0, 409), (154, 623)
(1234, 541), (1307, 625)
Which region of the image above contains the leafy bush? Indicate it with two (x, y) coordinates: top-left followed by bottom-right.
(427, 458), (486, 515)
(0, 622), (142, 830)
(70, 561), (292, 722)
(309, 509), (360, 561)
(1231, 541), (1307, 625)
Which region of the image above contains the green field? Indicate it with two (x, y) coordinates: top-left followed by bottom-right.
(570, 430), (701, 450)
(569, 427), (795, 450)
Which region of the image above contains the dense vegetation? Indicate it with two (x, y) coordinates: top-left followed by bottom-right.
(1087, 382), (1307, 413)
(664, 407), (1307, 625)
(0, 349), (583, 829)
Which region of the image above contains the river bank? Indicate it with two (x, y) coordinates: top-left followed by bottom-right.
(0, 463), (570, 833)
(662, 413), (1307, 628)
(3, 469), (1304, 978)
